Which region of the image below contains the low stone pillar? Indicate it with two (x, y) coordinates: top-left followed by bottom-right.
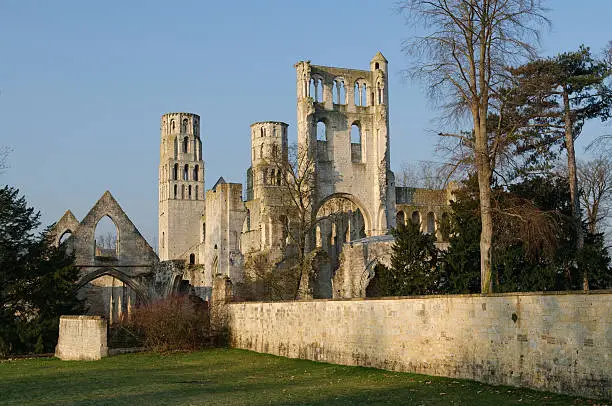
(55, 315), (108, 360)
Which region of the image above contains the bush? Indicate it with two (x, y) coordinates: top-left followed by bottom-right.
(128, 295), (211, 352)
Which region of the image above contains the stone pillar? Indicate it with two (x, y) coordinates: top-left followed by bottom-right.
(55, 315), (108, 360)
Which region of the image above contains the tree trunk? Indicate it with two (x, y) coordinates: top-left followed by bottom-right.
(474, 110), (494, 294)
(562, 89), (587, 290)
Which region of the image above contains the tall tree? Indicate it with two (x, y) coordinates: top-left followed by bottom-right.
(578, 155), (612, 235)
(509, 46), (612, 288)
(400, 0), (548, 292)
(0, 186), (82, 355)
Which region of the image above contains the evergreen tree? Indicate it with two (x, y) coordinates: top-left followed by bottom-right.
(0, 186), (82, 355)
(369, 221), (441, 297)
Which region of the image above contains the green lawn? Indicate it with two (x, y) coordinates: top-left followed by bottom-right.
(0, 349), (598, 405)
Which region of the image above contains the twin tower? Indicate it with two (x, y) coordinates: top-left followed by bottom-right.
(158, 53), (394, 287)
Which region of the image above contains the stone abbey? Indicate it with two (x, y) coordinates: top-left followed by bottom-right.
(51, 53), (452, 317)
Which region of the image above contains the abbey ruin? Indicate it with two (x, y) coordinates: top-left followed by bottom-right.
(51, 53), (452, 318)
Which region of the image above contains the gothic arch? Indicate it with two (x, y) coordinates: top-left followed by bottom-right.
(314, 192), (372, 237)
(76, 267), (149, 304)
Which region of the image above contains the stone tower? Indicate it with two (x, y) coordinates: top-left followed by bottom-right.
(158, 112), (205, 263)
(294, 52), (396, 240)
(249, 121), (289, 200)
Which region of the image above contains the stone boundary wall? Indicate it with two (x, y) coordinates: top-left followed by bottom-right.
(226, 291), (611, 399)
(55, 315), (108, 360)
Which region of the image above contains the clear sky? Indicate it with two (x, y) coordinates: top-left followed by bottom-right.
(1, 1), (610, 248)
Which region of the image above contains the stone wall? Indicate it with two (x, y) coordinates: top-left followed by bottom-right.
(55, 315), (108, 360)
(226, 291), (611, 399)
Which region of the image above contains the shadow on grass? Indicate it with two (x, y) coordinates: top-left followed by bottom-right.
(0, 349), (594, 406)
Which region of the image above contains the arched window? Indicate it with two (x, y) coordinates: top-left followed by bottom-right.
(171, 119), (175, 131)
(262, 169), (267, 184)
(260, 144), (264, 158)
(315, 224), (322, 248)
(183, 164), (189, 180)
(316, 121), (326, 141)
(161, 232), (165, 249)
(173, 163), (178, 180)
(202, 222), (206, 242)
(375, 62), (380, 70)
(411, 211), (420, 226)
(339, 80), (346, 104)
(270, 169), (275, 184)
(396, 211), (405, 226)
(193, 165), (199, 181)
(377, 82), (383, 105)
(427, 212), (436, 234)
(272, 144), (278, 157)
(181, 184), (185, 199)
(246, 209), (251, 231)
(182, 119), (188, 133)
(195, 185), (198, 200)
(174, 184), (177, 199)
(362, 83), (367, 106)
(310, 77), (323, 102)
(351, 123), (361, 144)
(94, 215), (118, 258)
(188, 185), (192, 199)
(189, 253), (195, 265)
(351, 123), (362, 162)
(183, 137), (188, 153)
(276, 170), (281, 186)
(354, 82), (360, 106)
(59, 230), (72, 245)
(173, 137), (178, 159)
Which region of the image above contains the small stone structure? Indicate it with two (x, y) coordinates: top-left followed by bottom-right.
(55, 315), (108, 360)
(223, 291), (612, 399)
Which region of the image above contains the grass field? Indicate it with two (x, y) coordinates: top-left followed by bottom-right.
(0, 349), (601, 405)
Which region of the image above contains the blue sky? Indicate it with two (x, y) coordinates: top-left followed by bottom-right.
(1, 1), (610, 248)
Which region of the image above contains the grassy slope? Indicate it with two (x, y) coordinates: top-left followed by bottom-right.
(0, 349), (596, 405)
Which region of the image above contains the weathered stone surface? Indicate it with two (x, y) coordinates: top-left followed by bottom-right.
(55, 315), (108, 360)
(226, 291), (612, 399)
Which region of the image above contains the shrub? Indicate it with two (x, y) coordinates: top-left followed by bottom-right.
(128, 295), (211, 352)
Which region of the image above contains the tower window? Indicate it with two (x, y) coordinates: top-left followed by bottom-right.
(277, 170), (281, 186)
(183, 164), (189, 180)
(161, 232), (165, 248)
(183, 137), (188, 153)
(263, 169), (267, 184)
(375, 62), (380, 69)
(182, 119), (188, 133)
(193, 165), (199, 181)
(316, 121), (327, 141)
(195, 185), (198, 200)
(181, 184), (185, 199)
(173, 184), (177, 198)
(246, 209), (251, 231)
(171, 119), (175, 131)
(189, 253), (195, 264)
(173, 163), (178, 180)
(188, 185), (192, 199)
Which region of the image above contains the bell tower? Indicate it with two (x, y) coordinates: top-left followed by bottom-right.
(158, 112), (205, 262)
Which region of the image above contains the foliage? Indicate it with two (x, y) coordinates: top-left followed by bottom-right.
(0, 186), (82, 356)
(0, 350), (585, 405)
(127, 295), (211, 352)
(442, 176), (611, 292)
(368, 222), (442, 297)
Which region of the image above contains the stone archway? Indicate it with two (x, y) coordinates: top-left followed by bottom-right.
(314, 193), (370, 272)
(77, 267), (149, 323)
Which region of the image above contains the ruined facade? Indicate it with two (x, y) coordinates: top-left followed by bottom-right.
(52, 53), (452, 317)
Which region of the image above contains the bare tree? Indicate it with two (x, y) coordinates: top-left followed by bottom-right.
(397, 160), (454, 189)
(400, 0), (548, 293)
(578, 155), (612, 235)
(0, 147), (10, 174)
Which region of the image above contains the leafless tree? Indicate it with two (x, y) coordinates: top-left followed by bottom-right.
(396, 160), (456, 189)
(0, 147), (10, 174)
(578, 155), (612, 235)
(399, 0), (548, 293)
